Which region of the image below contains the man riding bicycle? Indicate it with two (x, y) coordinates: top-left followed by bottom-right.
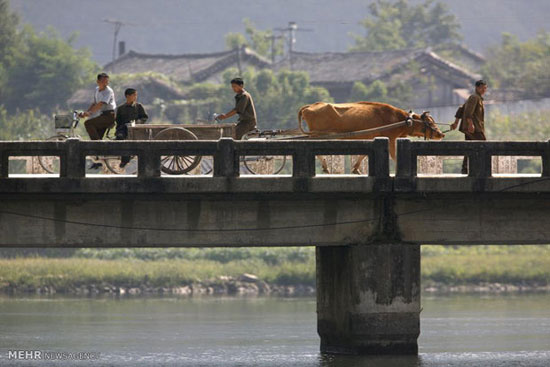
(216, 77), (257, 140)
(79, 72), (117, 170)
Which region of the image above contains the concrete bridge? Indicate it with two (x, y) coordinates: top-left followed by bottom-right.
(1, 137), (550, 355)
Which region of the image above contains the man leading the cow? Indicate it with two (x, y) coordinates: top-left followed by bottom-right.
(216, 78), (257, 140)
(451, 80), (488, 174)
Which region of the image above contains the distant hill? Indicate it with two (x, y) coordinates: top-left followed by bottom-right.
(9, 0), (550, 65)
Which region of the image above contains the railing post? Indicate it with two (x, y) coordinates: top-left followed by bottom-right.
(396, 139), (415, 177)
(61, 138), (85, 178)
(214, 138), (238, 177)
(542, 140), (550, 177)
(467, 144), (491, 178)
(370, 137), (389, 177)
(138, 146), (161, 178)
(0, 149), (8, 178)
(293, 144), (315, 178)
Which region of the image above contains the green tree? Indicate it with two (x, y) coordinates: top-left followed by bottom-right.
(349, 80), (413, 106)
(3, 26), (97, 113)
(482, 32), (550, 99)
(0, 106), (51, 141)
(0, 0), (20, 98)
(201, 68), (332, 130)
(351, 0), (462, 52)
(225, 19), (284, 61)
(0, 0), (18, 66)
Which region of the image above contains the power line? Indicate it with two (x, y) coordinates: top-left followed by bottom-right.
(1, 176), (549, 233)
(0, 209), (379, 233)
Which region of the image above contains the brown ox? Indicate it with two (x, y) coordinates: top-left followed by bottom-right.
(298, 101), (445, 173)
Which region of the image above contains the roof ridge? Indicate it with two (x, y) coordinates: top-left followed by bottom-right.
(104, 47), (272, 70)
(288, 48), (423, 57)
(420, 50), (481, 80)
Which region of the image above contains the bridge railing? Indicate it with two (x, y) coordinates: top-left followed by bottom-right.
(232, 138), (389, 178)
(0, 138), (390, 178)
(2, 138), (549, 179)
(396, 139), (550, 178)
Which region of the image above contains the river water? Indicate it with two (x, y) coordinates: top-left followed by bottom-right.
(0, 293), (549, 366)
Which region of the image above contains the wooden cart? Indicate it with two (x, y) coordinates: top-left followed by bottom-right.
(111, 123), (237, 175)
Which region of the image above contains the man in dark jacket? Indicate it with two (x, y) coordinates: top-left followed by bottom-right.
(217, 78), (257, 139)
(115, 88), (148, 167)
(451, 80), (488, 174)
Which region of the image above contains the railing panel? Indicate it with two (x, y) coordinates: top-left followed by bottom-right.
(396, 139), (550, 178)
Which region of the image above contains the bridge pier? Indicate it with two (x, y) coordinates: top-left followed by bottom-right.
(316, 243), (420, 355)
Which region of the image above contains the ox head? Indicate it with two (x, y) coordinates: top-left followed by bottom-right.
(408, 111), (445, 140)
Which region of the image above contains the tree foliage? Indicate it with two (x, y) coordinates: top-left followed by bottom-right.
(3, 26), (97, 113)
(351, 0), (462, 52)
(349, 79), (413, 107)
(0, 0), (19, 67)
(225, 18), (284, 60)
(0, 106), (51, 141)
(482, 32), (550, 99)
(220, 68), (332, 129)
(164, 69), (332, 129)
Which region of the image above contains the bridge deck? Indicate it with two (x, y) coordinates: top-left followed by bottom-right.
(1, 138), (550, 247)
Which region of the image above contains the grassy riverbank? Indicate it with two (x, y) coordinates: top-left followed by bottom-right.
(0, 246), (549, 295)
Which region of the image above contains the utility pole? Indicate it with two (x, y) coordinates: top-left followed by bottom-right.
(264, 33), (285, 63)
(103, 19), (135, 64)
(275, 21), (313, 69)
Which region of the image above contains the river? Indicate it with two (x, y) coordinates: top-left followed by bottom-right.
(0, 293), (549, 366)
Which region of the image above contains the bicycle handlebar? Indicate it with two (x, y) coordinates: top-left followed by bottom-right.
(72, 110), (81, 129)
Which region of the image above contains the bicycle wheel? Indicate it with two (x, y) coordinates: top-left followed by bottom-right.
(38, 135), (67, 174)
(104, 156), (138, 175)
(154, 127), (201, 175)
(241, 132), (287, 175)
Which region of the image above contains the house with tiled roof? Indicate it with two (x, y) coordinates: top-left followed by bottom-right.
(69, 45), (484, 113)
(103, 47), (271, 84)
(273, 48), (481, 107)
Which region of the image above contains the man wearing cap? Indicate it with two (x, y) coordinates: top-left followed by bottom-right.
(451, 80), (488, 174)
(217, 78), (257, 140)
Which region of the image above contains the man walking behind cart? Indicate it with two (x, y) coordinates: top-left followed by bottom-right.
(115, 88), (149, 168)
(451, 80), (488, 174)
(217, 78), (257, 139)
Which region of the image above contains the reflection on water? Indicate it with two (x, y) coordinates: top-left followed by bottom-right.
(0, 294), (549, 366)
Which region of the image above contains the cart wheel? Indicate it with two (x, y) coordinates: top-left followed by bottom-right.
(38, 135), (68, 174)
(154, 127), (201, 175)
(241, 132), (286, 175)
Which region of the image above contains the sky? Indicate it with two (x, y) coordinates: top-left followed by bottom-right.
(9, 0), (550, 65)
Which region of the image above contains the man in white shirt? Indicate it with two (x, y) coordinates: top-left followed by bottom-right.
(80, 73), (116, 141)
(79, 73), (116, 169)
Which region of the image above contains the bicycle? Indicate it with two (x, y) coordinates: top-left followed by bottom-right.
(38, 111), (129, 174)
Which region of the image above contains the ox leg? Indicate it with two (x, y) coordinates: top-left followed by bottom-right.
(389, 140), (396, 160)
(319, 155), (330, 174)
(316, 243), (420, 355)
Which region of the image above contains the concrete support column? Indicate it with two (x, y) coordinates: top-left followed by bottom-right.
(316, 243), (420, 355)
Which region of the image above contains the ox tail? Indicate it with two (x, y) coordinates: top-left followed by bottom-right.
(297, 105), (312, 135)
